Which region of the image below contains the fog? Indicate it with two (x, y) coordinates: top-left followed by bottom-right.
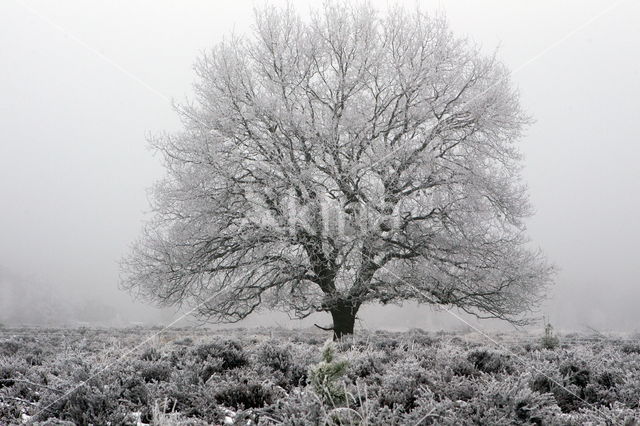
(1, 0), (638, 332)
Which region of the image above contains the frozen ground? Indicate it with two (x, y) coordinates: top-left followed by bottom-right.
(1, 326), (639, 425)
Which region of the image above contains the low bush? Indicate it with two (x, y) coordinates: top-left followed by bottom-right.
(35, 384), (130, 425)
(467, 349), (513, 374)
(0, 339), (22, 357)
(620, 343), (640, 355)
(139, 361), (172, 383)
(0, 327), (638, 424)
(140, 347), (162, 361)
(193, 340), (248, 370)
(255, 344), (308, 389)
(214, 382), (274, 409)
(257, 341), (294, 373)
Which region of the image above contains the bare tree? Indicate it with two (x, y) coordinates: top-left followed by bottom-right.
(122, 2), (554, 338)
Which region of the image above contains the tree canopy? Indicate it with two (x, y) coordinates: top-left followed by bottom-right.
(122, 2), (554, 337)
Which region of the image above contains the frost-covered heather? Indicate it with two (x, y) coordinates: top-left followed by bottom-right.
(1, 327), (639, 425)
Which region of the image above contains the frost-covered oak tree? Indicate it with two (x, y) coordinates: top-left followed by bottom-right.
(122, 3), (554, 338)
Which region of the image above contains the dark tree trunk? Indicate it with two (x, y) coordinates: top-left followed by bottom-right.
(330, 300), (359, 340)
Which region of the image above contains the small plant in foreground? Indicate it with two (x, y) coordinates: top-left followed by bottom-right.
(309, 342), (350, 406)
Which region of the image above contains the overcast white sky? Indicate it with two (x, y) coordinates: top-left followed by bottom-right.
(1, 0), (638, 331)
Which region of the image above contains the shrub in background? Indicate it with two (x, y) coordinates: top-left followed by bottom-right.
(467, 349), (514, 374)
(192, 340), (248, 371)
(139, 361), (173, 383)
(256, 341), (308, 388)
(541, 323), (560, 350)
(140, 347), (162, 362)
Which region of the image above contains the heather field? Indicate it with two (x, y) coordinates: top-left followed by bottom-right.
(1, 327), (639, 425)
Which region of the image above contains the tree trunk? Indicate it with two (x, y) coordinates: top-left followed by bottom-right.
(330, 300), (359, 340)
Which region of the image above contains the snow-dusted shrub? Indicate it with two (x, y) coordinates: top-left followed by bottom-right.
(192, 340), (248, 370)
(0, 339), (22, 357)
(616, 374), (640, 409)
(423, 377), (560, 425)
(373, 336), (402, 353)
(347, 350), (387, 380)
(378, 357), (431, 411)
(559, 361), (591, 388)
(214, 382), (274, 409)
(530, 373), (555, 394)
(119, 375), (149, 405)
(291, 333), (325, 346)
(467, 349), (514, 374)
(150, 380), (222, 423)
(0, 356), (28, 388)
(173, 336), (194, 346)
(529, 369), (586, 413)
(596, 370), (618, 389)
(262, 388), (325, 425)
(168, 345), (190, 368)
(450, 357), (478, 377)
(35, 383), (131, 425)
(196, 358), (226, 383)
(620, 342), (640, 355)
(563, 402), (639, 425)
(139, 361), (173, 383)
(140, 346), (162, 361)
(406, 328), (437, 346)
(256, 341), (308, 388)
(257, 341), (294, 373)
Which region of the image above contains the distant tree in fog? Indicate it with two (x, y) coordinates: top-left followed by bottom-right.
(0, 269), (73, 326)
(122, 2), (554, 338)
